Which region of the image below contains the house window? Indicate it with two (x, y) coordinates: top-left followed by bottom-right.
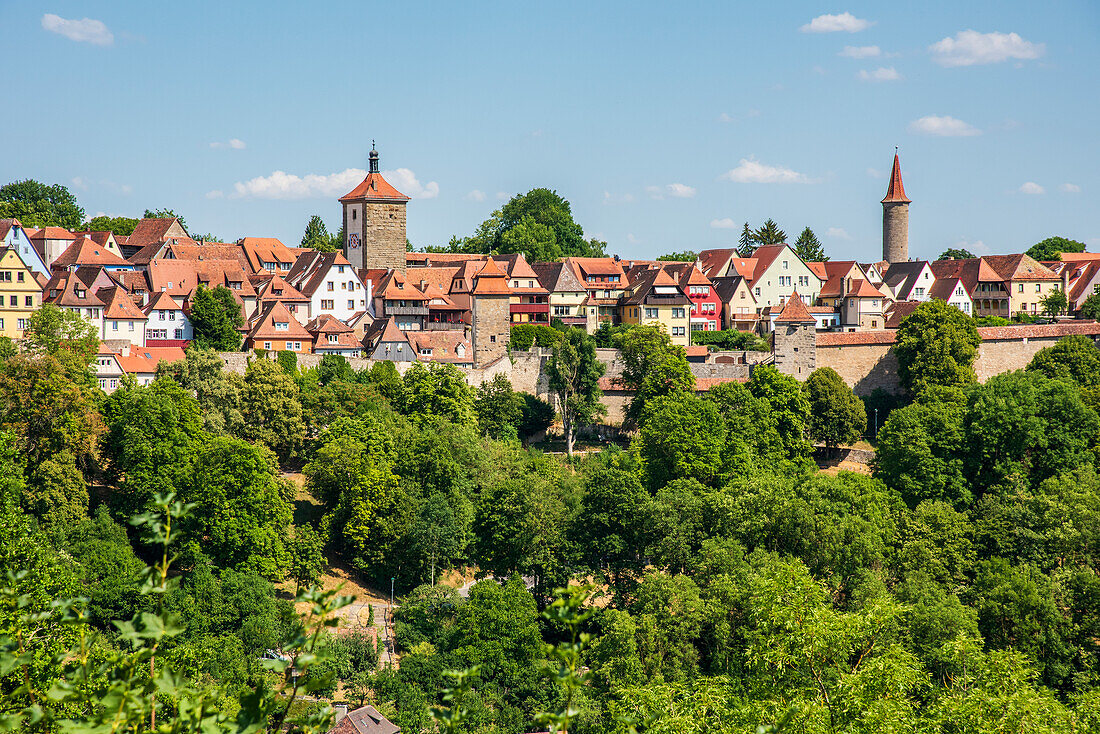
(490, 335), (497, 343)
(553, 305), (571, 316)
(8, 296), (14, 306)
(644, 308), (658, 319)
(419, 348), (433, 356)
(275, 321), (289, 331)
(672, 307), (686, 318)
(671, 326), (685, 337)
(1036, 283), (1042, 293)
(174, 329), (184, 339)
(754, 287), (761, 296)
(321, 300), (334, 310)
(17, 319), (27, 330)
(1018, 284), (1024, 293)
(347, 299), (355, 309)
(338, 266), (345, 274)
(16, 272), (23, 282)
(328, 334), (339, 344)
(782, 261), (789, 270)
(109, 379), (118, 390)
(112, 321), (118, 331)
(327, 282), (334, 291)
(263, 342), (272, 350)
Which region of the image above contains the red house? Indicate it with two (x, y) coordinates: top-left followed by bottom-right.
(665, 263), (722, 332)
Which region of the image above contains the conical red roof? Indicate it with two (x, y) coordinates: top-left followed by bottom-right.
(339, 172), (411, 202)
(881, 153), (911, 203)
(774, 291), (817, 323)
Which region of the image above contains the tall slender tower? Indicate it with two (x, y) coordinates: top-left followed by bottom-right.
(881, 151), (911, 264)
(338, 144), (410, 273)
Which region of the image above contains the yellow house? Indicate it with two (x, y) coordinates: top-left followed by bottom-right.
(619, 266), (691, 345)
(0, 247), (43, 339)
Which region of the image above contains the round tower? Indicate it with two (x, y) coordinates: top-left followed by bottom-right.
(881, 151), (911, 264)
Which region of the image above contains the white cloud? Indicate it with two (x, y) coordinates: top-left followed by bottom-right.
(42, 14), (113, 45)
(721, 158), (815, 184)
(908, 115), (981, 137)
(866, 167), (884, 179)
(800, 12), (873, 33)
(120, 184), (132, 195)
(1019, 181), (1045, 195)
(603, 191), (635, 205)
(210, 138), (246, 150)
(825, 227), (852, 239)
(858, 66), (901, 82)
(465, 189), (487, 202)
(929, 30), (1044, 67)
(647, 183), (696, 199)
(718, 113), (735, 123)
(496, 191), (510, 201)
(1060, 183), (1081, 193)
(839, 45), (880, 58)
(710, 218), (737, 229)
(954, 238), (990, 255)
(70, 176), (88, 190)
(232, 167), (438, 200)
(626, 233), (639, 245)
(812, 65), (827, 75)
(205, 190), (225, 199)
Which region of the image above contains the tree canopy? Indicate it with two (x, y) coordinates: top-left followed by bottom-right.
(189, 285), (244, 351)
(0, 179), (85, 229)
(1026, 236), (1087, 262)
(938, 247), (975, 260)
(82, 215), (138, 235)
(793, 226), (827, 262)
(894, 300), (981, 395)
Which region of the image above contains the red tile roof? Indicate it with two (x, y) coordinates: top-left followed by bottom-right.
(774, 292), (817, 323)
(472, 256), (512, 295)
(51, 237), (131, 269)
(881, 153), (911, 203)
(246, 301), (311, 341)
(239, 237), (298, 272)
(144, 290), (184, 313)
(981, 254), (1060, 282)
(339, 173), (411, 202)
(817, 331), (898, 346)
(127, 218), (186, 248)
(113, 346), (187, 375)
(28, 226), (76, 240)
(697, 248), (738, 279)
(100, 286), (148, 321)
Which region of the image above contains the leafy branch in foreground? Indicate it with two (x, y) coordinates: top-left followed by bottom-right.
(0, 491), (352, 733)
(537, 585), (594, 733)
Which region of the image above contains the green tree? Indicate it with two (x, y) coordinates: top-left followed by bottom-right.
(407, 493), (467, 586)
(184, 436), (293, 577)
(82, 215), (138, 235)
(753, 218), (786, 246)
(894, 299), (981, 394)
(22, 303), (99, 369)
(144, 207), (187, 232)
(403, 362), (477, 426)
(518, 393), (555, 442)
(793, 227), (827, 262)
(635, 394), (725, 489)
(289, 524), (327, 593)
(546, 328), (606, 457)
(1040, 287), (1068, 317)
(738, 222), (756, 256)
(806, 367), (867, 453)
(1028, 334), (1100, 388)
(474, 374), (523, 441)
(938, 247), (975, 260)
(0, 179), (84, 229)
(572, 464), (649, 582)
(746, 365), (812, 460)
(156, 345), (245, 435)
(189, 285), (244, 351)
(100, 376), (204, 516)
(657, 250), (697, 262)
(617, 324), (695, 427)
(452, 189), (605, 261)
(301, 214), (339, 252)
(240, 359), (307, 460)
(1026, 236), (1087, 262)
(1081, 292), (1100, 320)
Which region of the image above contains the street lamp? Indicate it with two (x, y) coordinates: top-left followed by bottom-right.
(874, 408), (878, 439)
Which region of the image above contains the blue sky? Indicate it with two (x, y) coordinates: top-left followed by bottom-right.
(3, 1), (1098, 261)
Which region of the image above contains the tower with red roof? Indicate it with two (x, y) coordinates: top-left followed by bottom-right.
(339, 144), (410, 273)
(881, 151), (911, 264)
(470, 256), (512, 368)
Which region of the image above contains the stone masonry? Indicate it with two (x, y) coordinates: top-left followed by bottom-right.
(882, 202), (909, 264)
(471, 294), (510, 368)
(363, 201), (407, 273)
(772, 322), (816, 377)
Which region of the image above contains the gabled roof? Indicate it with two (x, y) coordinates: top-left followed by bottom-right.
(100, 286), (148, 320)
(750, 245), (790, 275)
(329, 704), (401, 734)
(884, 260), (931, 298)
(928, 276), (969, 302)
(982, 254), (1060, 282)
(113, 346), (187, 375)
(847, 279), (887, 299)
(662, 262), (712, 288)
(531, 261), (586, 293)
(163, 241), (250, 269)
(239, 237), (298, 272)
(697, 248), (738, 279)
(406, 330), (472, 363)
(252, 273), (310, 303)
(0, 219), (24, 241)
(146, 259), (257, 301)
(621, 266), (688, 305)
(885, 300), (921, 329)
(566, 257), (626, 279)
(408, 266), (463, 295)
(246, 301), (311, 342)
(285, 251), (355, 297)
(773, 292), (817, 323)
(304, 313), (354, 335)
(364, 316), (410, 348)
(144, 290), (184, 313)
(28, 226), (76, 241)
(882, 153), (911, 203)
(471, 256), (511, 295)
(339, 173), (411, 203)
(52, 236), (132, 270)
(710, 275), (753, 304)
(127, 218), (187, 248)
(44, 274), (106, 308)
(378, 270), (429, 300)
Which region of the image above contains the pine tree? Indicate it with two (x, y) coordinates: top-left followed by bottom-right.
(794, 227), (827, 262)
(753, 219), (786, 246)
(301, 215), (338, 252)
(739, 222), (756, 257)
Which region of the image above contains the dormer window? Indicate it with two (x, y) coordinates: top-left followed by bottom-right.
(275, 321), (289, 331)
(274, 288), (283, 295)
(229, 281), (241, 290)
(328, 334), (339, 343)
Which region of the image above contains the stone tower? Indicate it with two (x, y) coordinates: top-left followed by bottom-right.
(881, 151), (911, 264)
(470, 257), (512, 368)
(771, 291), (817, 379)
(339, 145), (410, 273)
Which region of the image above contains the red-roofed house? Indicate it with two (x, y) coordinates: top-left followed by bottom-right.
(27, 226), (76, 270)
(240, 237), (299, 274)
(305, 314), (362, 357)
(144, 291), (192, 346)
(565, 257), (628, 325)
(406, 330), (473, 367)
(286, 251), (368, 322)
(619, 265), (691, 345)
(100, 286), (148, 346)
(245, 301), (311, 353)
(664, 263), (722, 333)
(52, 236), (135, 272)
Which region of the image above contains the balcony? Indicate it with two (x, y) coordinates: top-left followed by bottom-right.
(424, 321), (466, 331)
(385, 304), (429, 316)
(510, 303), (550, 314)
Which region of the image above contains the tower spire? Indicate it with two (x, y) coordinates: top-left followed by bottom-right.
(881, 151), (910, 203)
(368, 141), (380, 174)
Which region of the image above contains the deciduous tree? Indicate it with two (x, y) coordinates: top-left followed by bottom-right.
(806, 366), (867, 453)
(546, 328), (605, 457)
(1026, 236), (1086, 262)
(189, 285), (244, 351)
(0, 179), (84, 229)
(894, 299), (981, 394)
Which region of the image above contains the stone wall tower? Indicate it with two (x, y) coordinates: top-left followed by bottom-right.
(470, 256), (512, 368)
(881, 151), (911, 264)
(339, 145), (410, 273)
(771, 291), (817, 379)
